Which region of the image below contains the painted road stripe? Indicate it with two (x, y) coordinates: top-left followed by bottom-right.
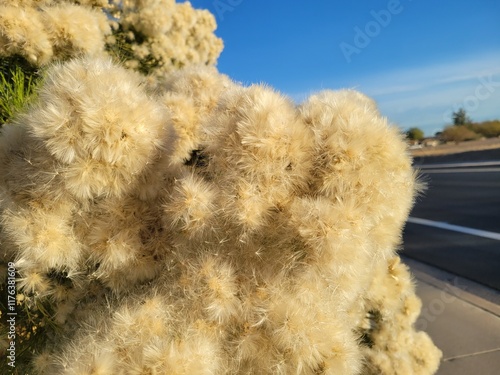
(421, 167), (500, 173)
(418, 161), (500, 169)
(407, 217), (500, 241)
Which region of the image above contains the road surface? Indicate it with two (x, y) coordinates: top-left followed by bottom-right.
(402, 161), (500, 291)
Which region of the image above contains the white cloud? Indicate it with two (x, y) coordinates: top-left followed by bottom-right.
(354, 53), (500, 135)
(356, 52), (500, 97)
(287, 52), (500, 136)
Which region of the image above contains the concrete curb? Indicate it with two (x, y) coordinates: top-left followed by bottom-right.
(402, 256), (500, 317)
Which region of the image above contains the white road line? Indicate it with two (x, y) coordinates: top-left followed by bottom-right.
(407, 217), (500, 241)
(421, 167), (500, 173)
(417, 161), (500, 169)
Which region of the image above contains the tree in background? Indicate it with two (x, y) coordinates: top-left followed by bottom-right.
(452, 107), (472, 126)
(447, 109), (500, 141)
(406, 127), (424, 142)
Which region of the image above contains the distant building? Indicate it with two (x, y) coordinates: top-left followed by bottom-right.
(422, 138), (440, 147)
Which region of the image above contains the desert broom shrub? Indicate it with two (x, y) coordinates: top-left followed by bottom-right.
(0, 0), (223, 133)
(0, 0), (223, 84)
(106, 0), (224, 81)
(0, 56), (442, 374)
(0, 1), (110, 66)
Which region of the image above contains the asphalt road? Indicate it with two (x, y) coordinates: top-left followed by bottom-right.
(402, 161), (500, 291)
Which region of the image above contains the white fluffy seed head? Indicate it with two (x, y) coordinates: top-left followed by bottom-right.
(40, 4), (111, 60)
(28, 56), (173, 200)
(160, 66), (235, 166)
(299, 90), (416, 259)
(204, 85), (314, 233)
(4, 207), (81, 271)
(0, 6), (53, 64)
(163, 173), (217, 237)
(84, 196), (167, 291)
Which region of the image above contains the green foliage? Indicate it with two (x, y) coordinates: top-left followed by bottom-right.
(452, 108), (472, 126)
(0, 59), (40, 125)
(470, 120), (500, 138)
(0, 55), (38, 78)
(106, 25), (165, 76)
(441, 125), (480, 142)
(406, 127), (424, 141)
(105, 25), (136, 65)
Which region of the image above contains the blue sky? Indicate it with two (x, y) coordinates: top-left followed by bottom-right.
(189, 0), (500, 136)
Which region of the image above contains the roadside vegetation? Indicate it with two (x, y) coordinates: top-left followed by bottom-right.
(406, 108), (500, 145)
(441, 118), (500, 143)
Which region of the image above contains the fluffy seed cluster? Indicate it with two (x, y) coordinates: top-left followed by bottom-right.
(113, 0), (224, 81)
(0, 57), (441, 374)
(0, 0), (110, 65)
(0, 0), (223, 81)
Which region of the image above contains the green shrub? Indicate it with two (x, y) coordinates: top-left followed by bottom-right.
(406, 127), (424, 141)
(441, 125), (480, 142)
(471, 121), (500, 138)
(0, 63), (40, 125)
